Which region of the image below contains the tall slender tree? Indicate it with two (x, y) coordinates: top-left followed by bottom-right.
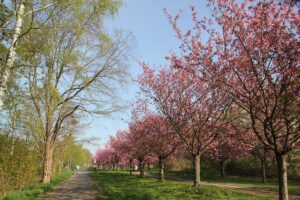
(0, 0), (61, 110)
(17, 0), (130, 183)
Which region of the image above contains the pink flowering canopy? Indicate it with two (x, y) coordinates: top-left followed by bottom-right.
(139, 63), (232, 155)
(161, 0), (299, 197)
(135, 110), (180, 159)
(164, 0), (300, 154)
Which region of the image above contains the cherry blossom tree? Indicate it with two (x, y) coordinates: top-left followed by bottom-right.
(128, 116), (152, 177)
(206, 125), (254, 177)
(230, 114), (271, 182)
(251, 145), (272, 183)
(139, 65), (231, 185)
(108, 130), (132, 171)
(136, 112), (180, 181)
(109, 104), (180, 180)
(94, 148), (115, 169)
(164, 0), (299, 198)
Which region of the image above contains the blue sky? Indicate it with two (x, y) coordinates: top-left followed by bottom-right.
(83, 0), (212, 154)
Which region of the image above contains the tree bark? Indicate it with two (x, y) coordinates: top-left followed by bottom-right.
(220, 159), (226, 177)
(193, 154), (201, 186)
(129, 159), (133, 175)
(0, 166), (5, 195)
(261, 158), (267, 183)
(42, 141), (53, 183)
(275, 153), (289, 200)
(139, 161), (145, 177)
(159, 157), (165, 181)
(0, 1), (25, 110)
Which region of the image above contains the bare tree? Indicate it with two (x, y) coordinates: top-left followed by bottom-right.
(18, 0), (132, 183)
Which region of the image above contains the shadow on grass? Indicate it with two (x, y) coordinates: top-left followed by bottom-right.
(160, 167), (300, 196)
(91, 169), (273, 200)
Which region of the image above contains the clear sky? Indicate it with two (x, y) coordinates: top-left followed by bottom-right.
(83, 0), (212, 154)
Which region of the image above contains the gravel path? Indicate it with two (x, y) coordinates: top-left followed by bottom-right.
(37, 170), (98, 200)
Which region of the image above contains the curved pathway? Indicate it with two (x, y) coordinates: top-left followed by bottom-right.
(37, 170), (98, 200)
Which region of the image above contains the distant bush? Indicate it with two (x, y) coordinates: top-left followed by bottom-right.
(226, 154), (300, 181)
(226, 158), (263, 177)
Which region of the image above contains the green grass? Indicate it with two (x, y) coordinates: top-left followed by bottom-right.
(91, 169), (273, 200)
(1, 170), (72, 200)
(154, 168), (300, 196)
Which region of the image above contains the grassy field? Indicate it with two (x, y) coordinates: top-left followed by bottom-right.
(151, 168), (300, 196)
(91, 169), (274, 200)
(1, 170), (72, 200)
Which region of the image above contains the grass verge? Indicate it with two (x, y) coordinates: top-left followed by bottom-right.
(91, 169), (273, 200)
(1, 170), (72, 200)
(156, 169), (300, 196)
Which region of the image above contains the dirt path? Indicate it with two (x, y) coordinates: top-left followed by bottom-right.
(146, 173), (300, 200)
(37, 170), (98, 200)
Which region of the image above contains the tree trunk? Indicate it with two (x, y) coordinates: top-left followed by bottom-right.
(275, 153), (288, 200)
(0, 1), (25, 110)
(220, 160), (226, 177)
(261, 158), (267, 183)
(147, 163), (150, 171)
(129, 159), (133, 175)
(159, 157), (165, 181)
(193, 154), (201, 186)
(139, 161), (145, 177)
(42, 142), (53, 183)
(0, 166), (5, 195)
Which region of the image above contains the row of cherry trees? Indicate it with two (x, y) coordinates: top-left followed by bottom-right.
(94, 107), (255, 179)
(94, 107), (179, 180)
(95, 1), (299, 200)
